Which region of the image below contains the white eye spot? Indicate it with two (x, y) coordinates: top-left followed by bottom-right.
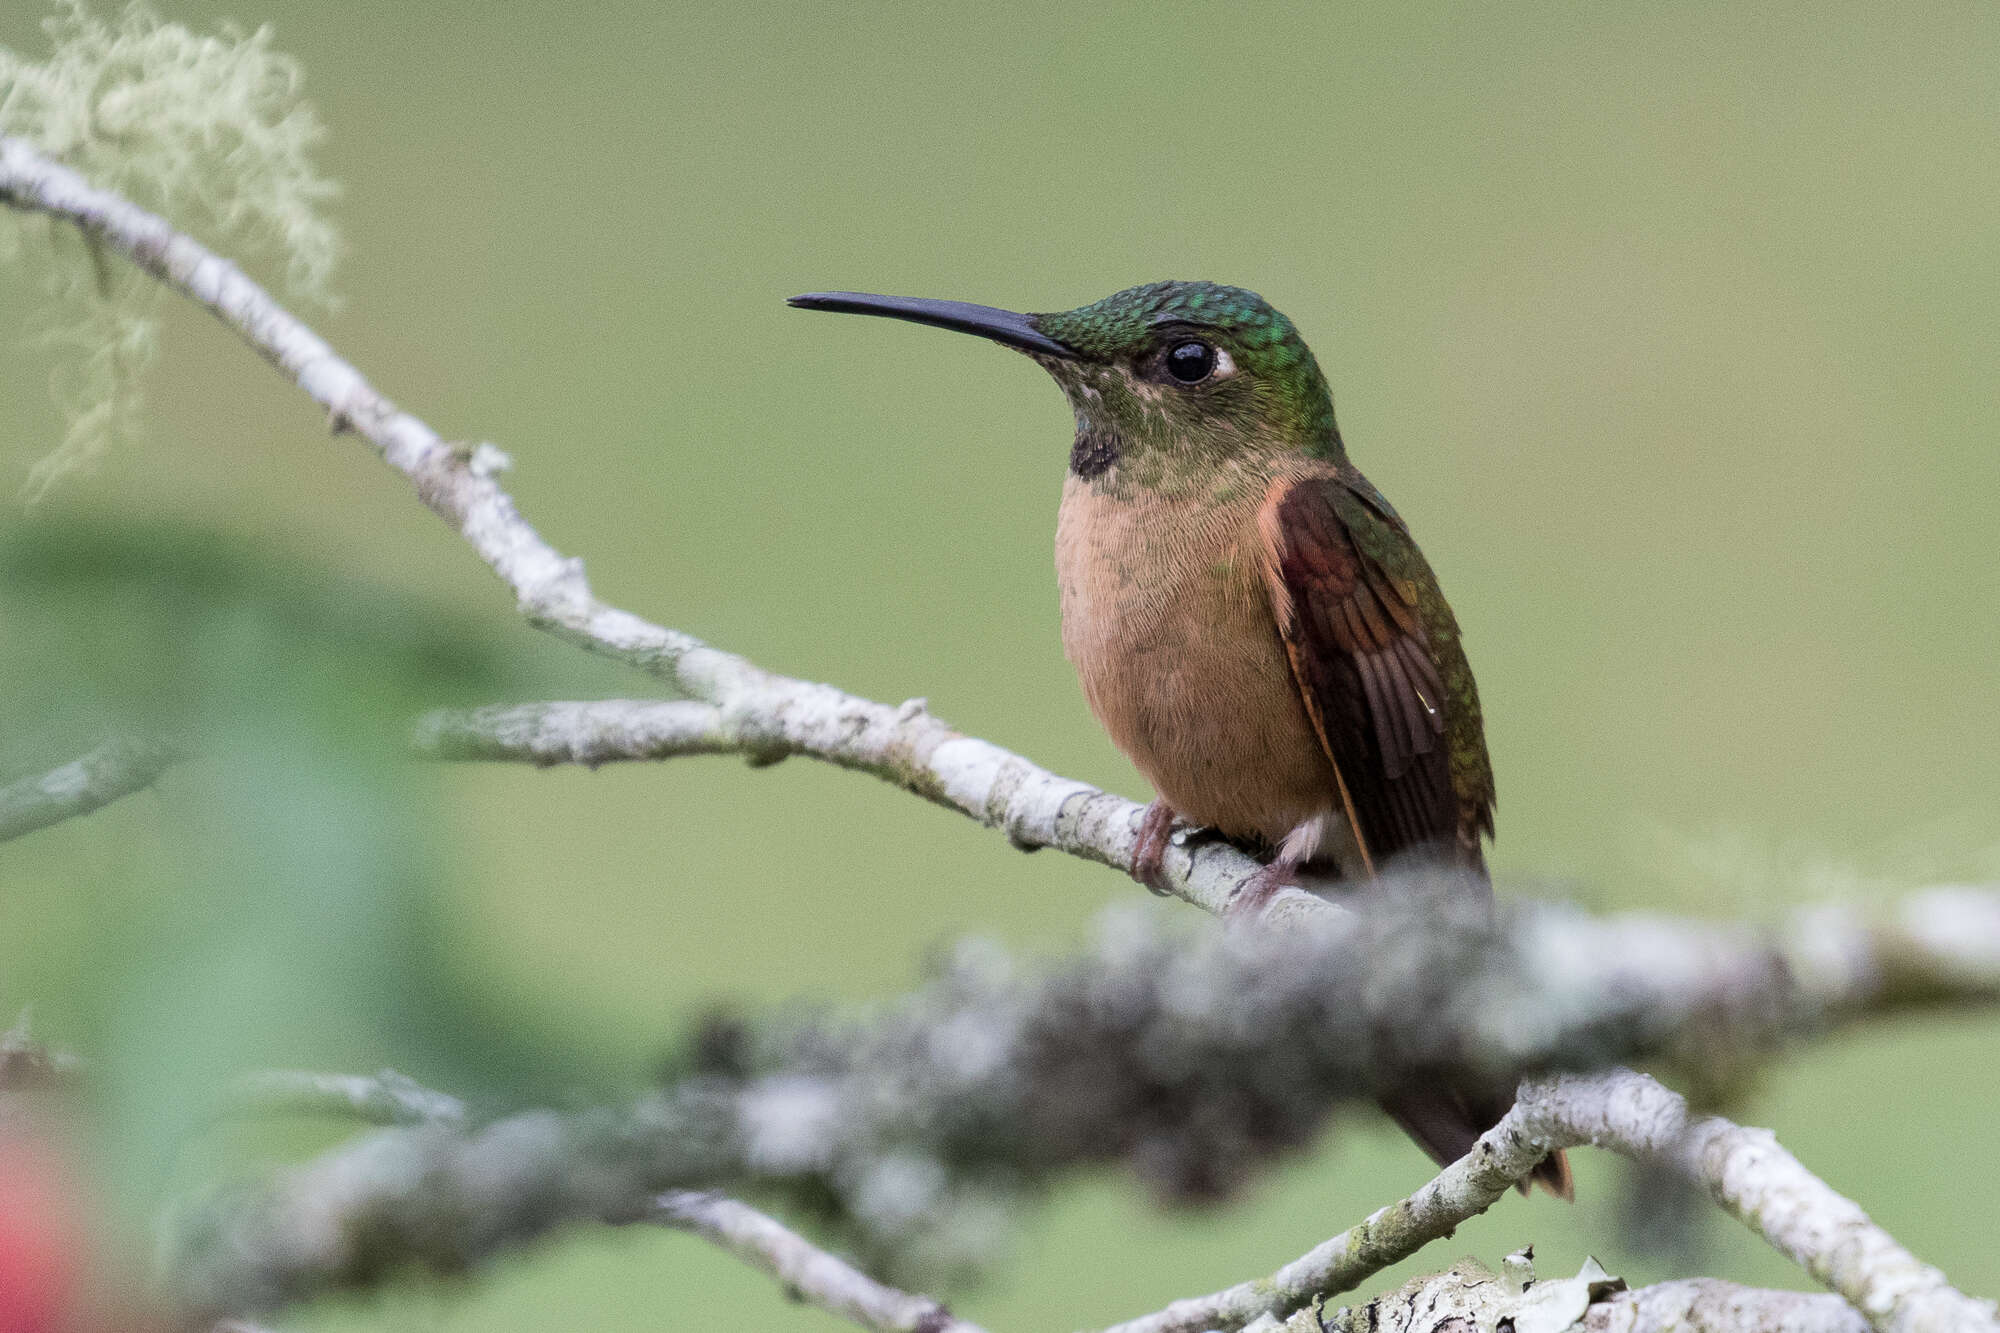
(1211, 346), (1237, 379)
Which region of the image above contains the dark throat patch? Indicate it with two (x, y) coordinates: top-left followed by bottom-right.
(1069, 429), (1121, 480)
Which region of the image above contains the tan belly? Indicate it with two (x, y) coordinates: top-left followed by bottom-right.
(1055, 473), (1342, 853)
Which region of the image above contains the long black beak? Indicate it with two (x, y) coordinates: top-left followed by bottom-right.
(787, 291), (1079, 358)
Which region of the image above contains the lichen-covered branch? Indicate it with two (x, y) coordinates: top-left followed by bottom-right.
(198, 1066), (1913, 1333)
(0, 734), (182, 843)
(652, 1191), (982, 1333)
(223, 1069), (467, 1129)
(220, 1079), (943, 1333)
(161, 889), (2000, 1330)
(413, 695), (2000, 1023)
(1309, 1261), (1874, 1333)
(1095, 1078), (1567, 1333)
(1579, 1279), (1868, 1333)
(1531, 1074), (1998, 1333)
(414, 699), (739, 767)
(1102, 1069), (1997, 1333)
(0, 131), (1290, 922)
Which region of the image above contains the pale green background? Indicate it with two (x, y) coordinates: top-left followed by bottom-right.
(2, 2), (1997, 1328)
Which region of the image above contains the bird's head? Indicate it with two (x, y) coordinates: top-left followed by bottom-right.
(789, 281), (1344, 490)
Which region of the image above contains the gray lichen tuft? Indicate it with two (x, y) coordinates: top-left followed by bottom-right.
(0, 1), (340, 498)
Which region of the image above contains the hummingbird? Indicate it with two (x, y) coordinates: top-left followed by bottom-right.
(789, 281), (1570, 1197)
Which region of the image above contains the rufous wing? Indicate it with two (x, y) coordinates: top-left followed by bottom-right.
(1259, 472), (1567, 1195)
(1257, 472), (1462, 870)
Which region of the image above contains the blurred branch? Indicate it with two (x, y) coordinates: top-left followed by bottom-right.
(3, 1048), (469, 1132)
(162, 888), (2000, 1330)
(1106, 1068), (1998, 1333)
(202, 1067), (959, 1333)
(0, 734), (182, 843)
(223, 1069), (467, 1129)
(652, 1191), (981, 1333)
(0, 132), (1291, 923)
(0, 1015), (84, 1093)
(195, 1071), (1915, 1333)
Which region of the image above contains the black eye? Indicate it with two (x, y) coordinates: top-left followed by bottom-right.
(1165, 340), (1216, 384)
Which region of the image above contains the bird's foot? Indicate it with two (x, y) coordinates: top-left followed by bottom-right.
(1225, 857), (1303, 922)
(1129, 800), (1179, 896)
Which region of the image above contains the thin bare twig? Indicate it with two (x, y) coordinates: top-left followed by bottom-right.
(1100, 1068), (1997, 1333)
(653, 1191), (982, 1333)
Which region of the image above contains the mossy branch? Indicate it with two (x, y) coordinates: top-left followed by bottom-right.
(0, 2), (338, 495)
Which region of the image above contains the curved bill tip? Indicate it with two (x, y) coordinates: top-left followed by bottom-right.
(788, 291), (1078, 359)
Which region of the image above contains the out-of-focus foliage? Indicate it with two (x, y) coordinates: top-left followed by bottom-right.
(0, 522), (492, 754)
(0, 1), (338, 497)
(0, 520), (620, 1232)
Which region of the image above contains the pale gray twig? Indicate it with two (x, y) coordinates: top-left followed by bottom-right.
(653, 1191), (981, 1333)
(224, 1069), (467, 1129)
(414, 699), (738, 767)
(0, 132), (1295, 922)
(1103, 1068), (1997, 1333)
(0, 734), (182, 843)
(1567, 1080), (1998, 1333)
(1096, 1074), (1569, 1333)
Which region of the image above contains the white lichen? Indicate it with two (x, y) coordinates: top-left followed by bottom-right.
(0, 1), (340, 498)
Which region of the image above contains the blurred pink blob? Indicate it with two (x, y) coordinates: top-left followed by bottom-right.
(0, 1137), (88, 1333)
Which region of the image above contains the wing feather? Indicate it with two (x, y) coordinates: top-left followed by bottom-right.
(1262, 472), (1545, 1185)
(1259, 472), (1488, 866)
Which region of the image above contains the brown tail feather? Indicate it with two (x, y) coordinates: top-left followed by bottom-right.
(1379, 1087), (1573, 1200)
